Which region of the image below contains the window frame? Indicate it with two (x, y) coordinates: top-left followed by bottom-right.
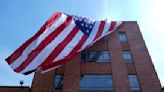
(128, 75), (140, 90)
(53, 74), (63, 90)
(81, 50), (111, 62)
(119, 31), (128, 43)
(123, 50), (133, 62)
(80, 74), (113, 90)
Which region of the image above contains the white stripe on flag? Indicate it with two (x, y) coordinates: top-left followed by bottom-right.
(115, 21), (122, 28)
(102, 22), (111, 35)
(19, 20), (76, 73)
(10, 14), (67, 69)
(53, 29), (84, 61)
(41, 65), (61, 74)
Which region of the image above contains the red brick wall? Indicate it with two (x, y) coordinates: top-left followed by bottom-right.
(161, 88), (164, 92)
(122, 21), (161, 92)
(107, 27), (131, 92)
(31, 69), (55, 92)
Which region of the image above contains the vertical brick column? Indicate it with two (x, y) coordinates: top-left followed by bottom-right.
(124, 21), (161, 92)
(108, 30), (131, 92)
(31, 70), (55, 92)
(63, 54), (80, 92)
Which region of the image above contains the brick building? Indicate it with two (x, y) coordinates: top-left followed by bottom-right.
(0, 21), (162, 92)
(31, 21), (162, 92)
(162, 88), (164, 92)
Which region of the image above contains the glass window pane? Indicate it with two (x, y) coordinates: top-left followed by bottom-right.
(81, 51), (88, 60)
(90, 51), (104, 61)
(128, 75), (140, 90)
(97, 51), (110, 62)
(53, 75), (63, 89)
(119, 32), (128, 42)
(88, 51), (97, 60)
(80, 75), (113, 90)
(123, 51), (132, 62)
(81, 51), (110, 62)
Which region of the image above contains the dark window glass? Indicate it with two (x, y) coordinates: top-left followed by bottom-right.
(123, 51), (132, 62)
(53, 75), (63, 89)
(81, 51), (110, 62)
(119, 32), (128, 42)
(128, 75), (140, 90)
(80, 75), (113, 90)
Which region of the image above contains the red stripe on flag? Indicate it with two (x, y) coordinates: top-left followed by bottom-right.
(40, 26), (79, 67)
(42, 34), (88, 70)
(6, 12), (62, 65)
(14, 17), (72, 73)
(94, 21), (105, 41)
(109, 21), (116, 31)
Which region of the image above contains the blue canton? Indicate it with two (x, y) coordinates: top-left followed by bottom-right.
(71, 15), (95, 37)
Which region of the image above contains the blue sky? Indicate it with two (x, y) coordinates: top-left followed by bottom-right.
(0, 0), (164, 87)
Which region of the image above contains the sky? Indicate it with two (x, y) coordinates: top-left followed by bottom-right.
(0, 0), (164, 87)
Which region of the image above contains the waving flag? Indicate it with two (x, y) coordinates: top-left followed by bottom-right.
(5, 12), (123, 75)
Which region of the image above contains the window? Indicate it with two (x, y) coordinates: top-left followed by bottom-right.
(128, 75), (140, 90)
(81, 51), (110, 62)
(53, 75), (63, 89)
(119, 32), (128, 43)
(80, 75), (113, 90)
(123, 51), (133, 62)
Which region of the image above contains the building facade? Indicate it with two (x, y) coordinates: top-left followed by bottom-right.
(0, 21), (162, 92)
(31, 21), (161, 92)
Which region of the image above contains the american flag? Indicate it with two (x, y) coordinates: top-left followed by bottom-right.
(5, 12), (123, 75)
